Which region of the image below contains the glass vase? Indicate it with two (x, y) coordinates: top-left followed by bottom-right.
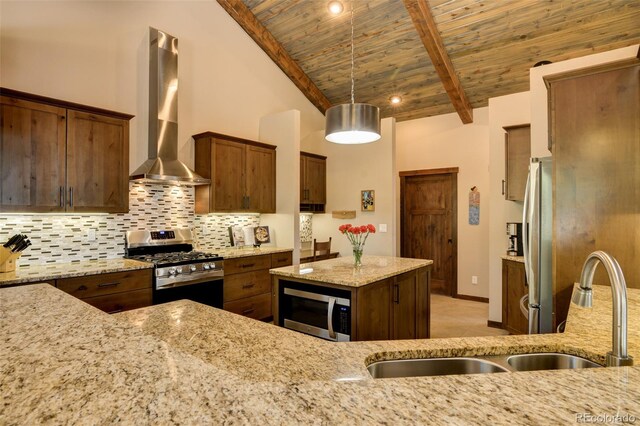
(352, 246), (363, 268)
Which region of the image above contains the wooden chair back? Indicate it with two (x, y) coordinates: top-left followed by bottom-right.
(313, 237), (332, 261)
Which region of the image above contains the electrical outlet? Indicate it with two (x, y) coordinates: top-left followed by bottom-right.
(86, 229), (96, 242)
(472, 276), (478, 285)
(200, 225), (207, 235)
(379, 224), (388, 233)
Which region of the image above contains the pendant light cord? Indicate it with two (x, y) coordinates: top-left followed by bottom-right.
(350, 0), (355, 104)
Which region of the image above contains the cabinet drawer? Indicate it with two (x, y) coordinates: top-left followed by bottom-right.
(83, 288), (152, 314)
(224, 255), (271, 275)
(223, 293), (272, 320)
(271, 251), (293, 268)
(57, 269), (152, 299)
(224, 270), (271, 302)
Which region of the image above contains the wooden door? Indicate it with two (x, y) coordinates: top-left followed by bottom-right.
(304, 155), (326, 204)
(548, 62), (640, 325)
(245, 144), (276, 213)
(502, 259), (528, 335)
(401, 169), (457, 296)
(66, 110), (129, 212)
(0, 96), (66, 212)
(392, 272), (417, 339)
(212, 138), (246, 211)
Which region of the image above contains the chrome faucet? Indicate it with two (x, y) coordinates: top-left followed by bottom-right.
(571, 251), (633, 367)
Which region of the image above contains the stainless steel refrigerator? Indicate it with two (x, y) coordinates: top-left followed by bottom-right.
(522, 157), (554, 334)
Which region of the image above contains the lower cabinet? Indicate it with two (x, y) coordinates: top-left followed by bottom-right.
(57, 269), (152, 314)
(355, 267), (430, 341)
(501, 259), (528, 335)
(223, 251), (292, 321)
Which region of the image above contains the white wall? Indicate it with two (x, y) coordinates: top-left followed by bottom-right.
(487, 92), (531, 322)
(306, 118), (397, 258)
(0, 1), (325, 173)
(530, 44), (640, 158)
(259, 110), (301, 263)
(396, 109), (490, 298)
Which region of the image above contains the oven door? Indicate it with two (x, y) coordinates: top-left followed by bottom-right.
(281, 287), (351, 342)
(153, 279), (223, 309)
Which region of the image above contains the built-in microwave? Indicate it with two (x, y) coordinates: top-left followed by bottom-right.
(279, 281), (351, 342)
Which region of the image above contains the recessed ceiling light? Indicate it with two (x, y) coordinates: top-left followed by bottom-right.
(389, 95), (402, 105)
(328, 1), (344, 15)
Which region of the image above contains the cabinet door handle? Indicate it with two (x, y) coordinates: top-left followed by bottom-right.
(246, 196), (250, 209)
(108, 306), (124, 314)
(242, 283), (255, 289)
(77, 285), (88, 292)
(240, 263), (255, 268)
(69, 187), (74, 207)
(98, 282), (119, 288)
(242, 308), (255, 315)
(59, 186), (65, 208)
(393, 284), (399, 304)
(501, 180), (506, 196)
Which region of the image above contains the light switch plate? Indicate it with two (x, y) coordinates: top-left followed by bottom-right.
(379, 224), (387, 232)
(86, 229), (96, 242)
(472, 276), (478, 285)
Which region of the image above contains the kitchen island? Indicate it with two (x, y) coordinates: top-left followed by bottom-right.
(270, 255), (433, 341)
(1, 283), (639, 424)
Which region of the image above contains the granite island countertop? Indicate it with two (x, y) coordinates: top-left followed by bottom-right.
(2, 282), (638, 424)
(270, 255), (433, 287)
(0, 258), (152, 287)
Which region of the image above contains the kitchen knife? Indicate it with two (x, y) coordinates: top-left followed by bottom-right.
(12, 239), (30, 253)
(3, 234), (21, 248)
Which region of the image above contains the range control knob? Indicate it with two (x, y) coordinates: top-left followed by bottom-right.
(203, 264), (210, 270)
(190, 265), (197, 273)
(175, 267), (182, 275)
(168, 267), (177, 276)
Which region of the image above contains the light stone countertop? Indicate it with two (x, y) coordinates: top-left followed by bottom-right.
(0, 258), (152, 287)
(270, 255), (433, 287)
(501, 254), (525, 263)
(215, 246), (292, 259)
(2, 283), (640, 424)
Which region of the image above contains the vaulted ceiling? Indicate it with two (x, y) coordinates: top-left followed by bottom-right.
(219, 0), (640, 123)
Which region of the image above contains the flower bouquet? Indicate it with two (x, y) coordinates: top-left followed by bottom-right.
(338, 224), (376, 268)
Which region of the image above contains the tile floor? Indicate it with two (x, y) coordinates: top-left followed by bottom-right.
(430, 294), (509, 338)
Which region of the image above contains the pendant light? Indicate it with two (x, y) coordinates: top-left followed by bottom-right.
(325, 0), (381, 144)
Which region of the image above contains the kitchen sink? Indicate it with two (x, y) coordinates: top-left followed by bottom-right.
(367, 357), (509, 379)
(367, 353), (602, 379)
(506, 353), (601, 372)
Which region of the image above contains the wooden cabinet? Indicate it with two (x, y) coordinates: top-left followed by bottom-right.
(223, 251), (292, 321)
(546, 60), (640, 326)
(300, 151), (326, 212)
(57, 269), (152, 314)
(356, 268), (430, 341)
(503, 124), (530, 202)
(501, 259), (528, 335)
(0, 89), (132, 213)
(194, 132), (276, 213)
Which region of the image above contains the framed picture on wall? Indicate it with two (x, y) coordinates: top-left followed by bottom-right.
(361, 190), (375, 211)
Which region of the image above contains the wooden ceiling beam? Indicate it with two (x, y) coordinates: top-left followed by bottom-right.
(216, 0), (332, 113)
(403, 0), (473, 124)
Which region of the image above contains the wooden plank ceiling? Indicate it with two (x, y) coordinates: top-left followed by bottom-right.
(232, 0), (640, 123)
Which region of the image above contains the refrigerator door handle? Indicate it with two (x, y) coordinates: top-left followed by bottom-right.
(519, 295), (529, 319)
(528, 305), (540, 334)
(529, 164), (541, 307)
(522, 172), (531, 285)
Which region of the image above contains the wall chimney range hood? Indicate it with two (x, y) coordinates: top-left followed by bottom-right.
(130, 27), (210, 186)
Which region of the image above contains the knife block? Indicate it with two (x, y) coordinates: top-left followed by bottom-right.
(0, 246), (21, 273)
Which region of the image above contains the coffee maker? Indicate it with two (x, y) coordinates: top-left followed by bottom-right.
(506, 222), (523, 256)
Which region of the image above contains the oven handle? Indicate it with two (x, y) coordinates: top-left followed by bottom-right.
(327, 297), (336, 339)
(283, 287), (350, 306)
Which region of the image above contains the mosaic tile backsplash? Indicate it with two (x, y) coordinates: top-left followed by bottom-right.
(0, 183), (259, 267)
(300, 214), (312, 243)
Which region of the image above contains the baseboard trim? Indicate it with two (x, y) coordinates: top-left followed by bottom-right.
(454, 294), (489, 303)
(487, 320), (503, 329)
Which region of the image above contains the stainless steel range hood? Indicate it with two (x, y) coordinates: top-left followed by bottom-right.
(130, 27), (210, 186)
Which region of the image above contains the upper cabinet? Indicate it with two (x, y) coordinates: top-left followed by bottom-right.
(503, 124), (531, 202)
(300, 151), (326, 213)
(0, 89), (132, 213)
(193, 132), (276, 214)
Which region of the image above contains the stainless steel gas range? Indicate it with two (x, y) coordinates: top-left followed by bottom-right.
(124, 229), (223, 308)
